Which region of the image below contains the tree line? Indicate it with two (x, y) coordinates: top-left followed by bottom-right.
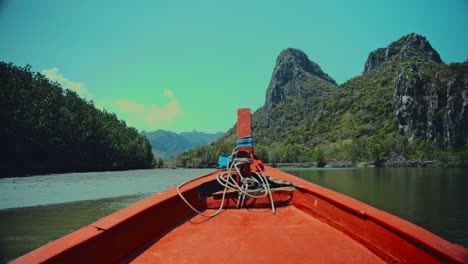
(175, 133), (468, 168)
(0, 62), (154, 176)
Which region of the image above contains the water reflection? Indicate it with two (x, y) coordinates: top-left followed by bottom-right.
(282, 167), (468, 247)
(0, 194), (148, 263)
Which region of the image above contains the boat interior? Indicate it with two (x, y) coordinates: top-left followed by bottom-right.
(12, 167), (467, 264)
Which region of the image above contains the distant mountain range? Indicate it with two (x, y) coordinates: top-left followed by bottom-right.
(176, 33), (467, 167)
(142, 130), (224, 159)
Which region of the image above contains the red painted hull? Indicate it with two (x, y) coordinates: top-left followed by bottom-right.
(11, 167), (468, 263)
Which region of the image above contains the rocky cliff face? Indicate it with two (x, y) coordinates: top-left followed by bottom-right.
(385, 34), (468, 150)
(255, 48), (338, 144)
(260, 36), (467, 150)
(180, 33), (467, 166)
(265, 48), (336, 109)
(394, 66), (467, 150)
(225, 34), (466, 149)
(364, 33), (442, 73)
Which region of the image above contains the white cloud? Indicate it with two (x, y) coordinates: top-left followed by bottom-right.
(114, 89), (184, 129)
(42, 67), (93, 100)
(164, 88), (174, 97)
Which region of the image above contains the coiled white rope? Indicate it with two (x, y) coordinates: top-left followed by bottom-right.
(177, 152), (276, 218)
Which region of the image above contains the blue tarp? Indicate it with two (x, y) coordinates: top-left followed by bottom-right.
(217, 154), (230, 169)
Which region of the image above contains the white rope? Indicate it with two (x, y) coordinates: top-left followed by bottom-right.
(177, 152), (276, 218)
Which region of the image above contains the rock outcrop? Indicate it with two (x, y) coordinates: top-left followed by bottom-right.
(262, 38), (467, 150)
(393, 62), (467, 150)
(364, 33), (442, 73)
(265, 48), (336, 109)
(362, 33), (467, 150)
(180, 33), (467, 167)
(393, 64), (426, 142)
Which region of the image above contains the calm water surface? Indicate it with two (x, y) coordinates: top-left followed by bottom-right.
(282, 167), (468, 248)
(0, 167), (466, 262)
(0, 168), (212, 263)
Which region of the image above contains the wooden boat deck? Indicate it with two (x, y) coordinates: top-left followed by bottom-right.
(11, 167), (468, 264)
(130, 206), (384, 263)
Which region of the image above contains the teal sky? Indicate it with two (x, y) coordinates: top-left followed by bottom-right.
(1, 0), (467, 133)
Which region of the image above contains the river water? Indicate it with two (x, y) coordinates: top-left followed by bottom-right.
(282, 167), (468, 248)
(0, 167), (466, 262)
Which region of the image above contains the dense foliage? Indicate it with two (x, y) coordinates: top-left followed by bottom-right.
(0, 62), (154, 176)
(175, 139), (235, 168)
(175, 54), (468, 167)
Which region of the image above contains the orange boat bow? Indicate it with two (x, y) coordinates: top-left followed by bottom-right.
(10, 167), (468, 264)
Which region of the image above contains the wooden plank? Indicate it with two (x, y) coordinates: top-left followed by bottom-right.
(237, 108), (251, 139)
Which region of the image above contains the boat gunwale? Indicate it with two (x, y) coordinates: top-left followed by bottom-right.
(265, 167), (467, 263)
(10, 170), (218, 264)
(10, 167), (468, 264)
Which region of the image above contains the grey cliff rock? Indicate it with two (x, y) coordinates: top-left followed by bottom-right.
(364, 33), (442, 73)
(265, 48), (336, 109)
(394, 65), (467, 150)
(394, 64), (426, 142)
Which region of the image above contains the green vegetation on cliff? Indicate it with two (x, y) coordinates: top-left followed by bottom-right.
(176, 34), (468, 167)
(0, 62), (154, 176)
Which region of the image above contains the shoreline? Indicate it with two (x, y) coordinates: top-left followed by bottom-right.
(2, 160), (467, 178)
(0, 162), (154, 178)
(267, 159), (468, 169)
